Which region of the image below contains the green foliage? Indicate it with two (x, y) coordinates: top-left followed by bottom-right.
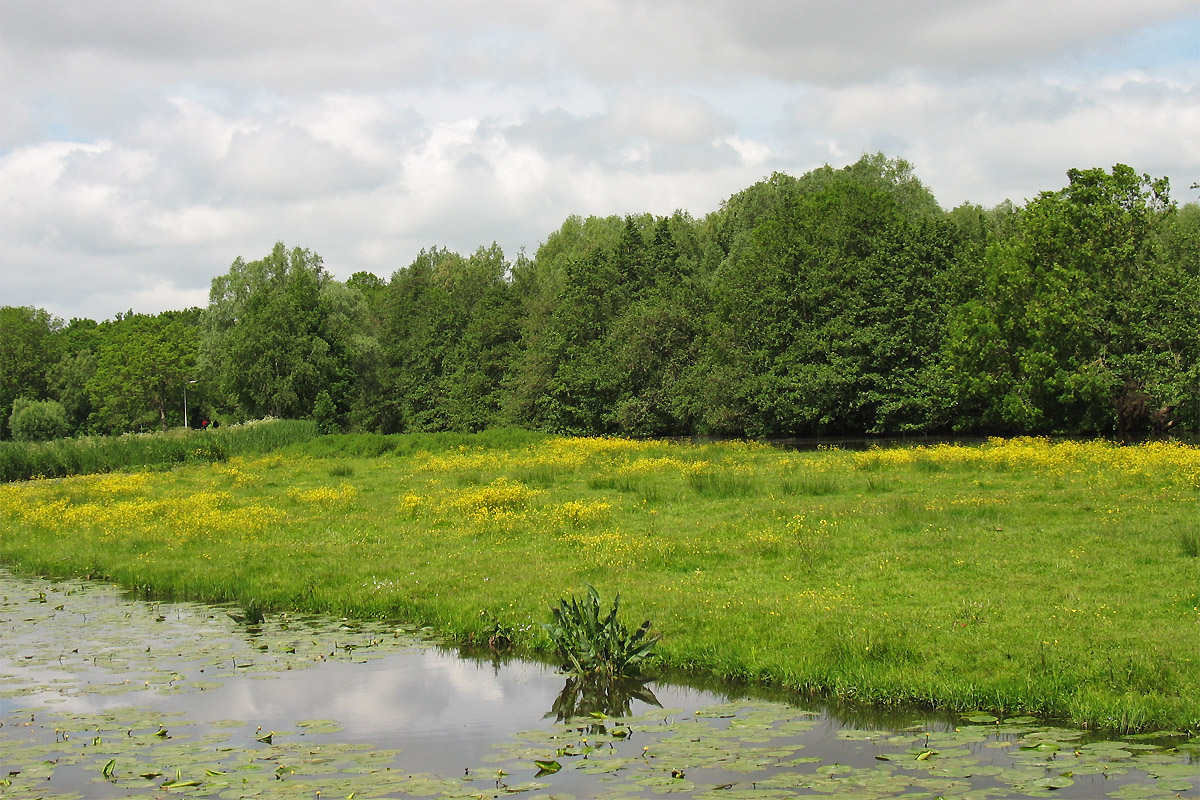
(9, 398), (70, 442)
(208, 419), (317, 457)
(945, 165), (1184, 432)
(3, 159), (1196, 440)
(697, 155), (956, 435)
(378, 245), (519, 433)
(311, 391), (339, 435)
(202, 243), (363, 421)
(507, 213), (703, 435)
(0, 418), (316, 482)
(541, 584), (659, 679)
(47, 349), (97, 432)
(0, 306), (62, 439)
(87, 310), (200, 434)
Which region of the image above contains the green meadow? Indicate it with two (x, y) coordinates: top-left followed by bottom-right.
(1, 429), (1197, 733)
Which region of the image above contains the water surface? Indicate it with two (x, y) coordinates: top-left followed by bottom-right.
(2, 571), (1196, 799)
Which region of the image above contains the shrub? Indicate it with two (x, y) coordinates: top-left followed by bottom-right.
(9, 399), (71, 442)
(312, 391), (340, 435)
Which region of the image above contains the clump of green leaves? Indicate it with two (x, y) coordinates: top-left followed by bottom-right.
(478, 609), (515, 652)
(9, 398), (71, 442)
(542, 584), (658, 678)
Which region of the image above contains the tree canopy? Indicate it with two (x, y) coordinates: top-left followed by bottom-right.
(4, 157), (1196, 440)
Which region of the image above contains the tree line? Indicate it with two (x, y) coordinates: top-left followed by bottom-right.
(3, 155), (1197, 442)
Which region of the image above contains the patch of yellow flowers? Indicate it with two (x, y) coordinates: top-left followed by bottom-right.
(419, 436), (674, 475)
(0, 468), (287, 543)
(854, 436), (1199, 484)
(287, 483), (357, 509)
(559, 527), (666, 568)
(397, 477), (612, 530)
(551, 499), (613, 527)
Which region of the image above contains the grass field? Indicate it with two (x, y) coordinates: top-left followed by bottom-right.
(1, 429), (1197, 733)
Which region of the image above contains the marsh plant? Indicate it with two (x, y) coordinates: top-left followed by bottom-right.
(1181, 527), (1200, 558)
(542, 584), (659, 679)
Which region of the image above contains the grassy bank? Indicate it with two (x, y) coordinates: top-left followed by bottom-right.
(1, 433), (1197, 733)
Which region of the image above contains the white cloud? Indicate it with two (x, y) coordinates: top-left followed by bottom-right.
(781, 66), (1200, 208)
(1, 0), (1197, 320)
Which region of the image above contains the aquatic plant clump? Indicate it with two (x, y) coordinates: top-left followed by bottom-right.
(542, 584), (660, 678)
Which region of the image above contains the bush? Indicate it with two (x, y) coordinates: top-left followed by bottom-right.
(9, 398), (71, 442)
(312, 391), (340, 435)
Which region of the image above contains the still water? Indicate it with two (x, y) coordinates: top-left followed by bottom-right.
(2, 571), (1196, 799)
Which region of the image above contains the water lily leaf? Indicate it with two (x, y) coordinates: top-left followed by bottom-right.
(533, 759), (561, 776)
(1156, 779), (1196, 791)
(1107, 784), (1184, 799)
(160, 778), (203, 788)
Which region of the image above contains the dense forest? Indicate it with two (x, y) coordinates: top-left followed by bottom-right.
(2, 155), (1197, 441)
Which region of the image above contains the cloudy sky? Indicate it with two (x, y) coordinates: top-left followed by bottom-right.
(2, 1), (1197, 322)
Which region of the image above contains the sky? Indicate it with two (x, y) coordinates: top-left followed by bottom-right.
(2, 1), (1198, 323)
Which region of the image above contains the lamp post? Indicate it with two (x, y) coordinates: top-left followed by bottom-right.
(183, 380), (198, 429)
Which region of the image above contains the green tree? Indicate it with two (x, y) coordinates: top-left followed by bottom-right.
(47, 349), (98, 433)
(696, 156), (956, 435)
(944, 165), (1175, 432)
(378, 245), (519, 432)
(378, 247), (462, 431)
(202, 243), (350, 420)
(439, 245), (522, 431)
(45, 317), (103, 434)
(503, 216), (628, 429)
(602, 214), (706, 435)
(504, 213), (705, 435)
(1134, 201), (1200, 431)
(0, 306), (62, 439)
(311, 390), (339, 434)
(320, 279), (385, 432)
(87, 310), (199, 433)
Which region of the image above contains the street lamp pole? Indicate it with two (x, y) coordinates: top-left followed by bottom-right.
(184, 380), (198, 429)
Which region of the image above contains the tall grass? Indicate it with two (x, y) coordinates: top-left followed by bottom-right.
(0, 419), (318, 482)
(687, 467), (756, 497)
(213, 418), (318, 457)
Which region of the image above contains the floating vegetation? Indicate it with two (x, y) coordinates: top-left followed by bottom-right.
(0, 570), (436, 704)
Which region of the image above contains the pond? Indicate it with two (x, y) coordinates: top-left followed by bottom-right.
(2, 570), (1197, 799)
